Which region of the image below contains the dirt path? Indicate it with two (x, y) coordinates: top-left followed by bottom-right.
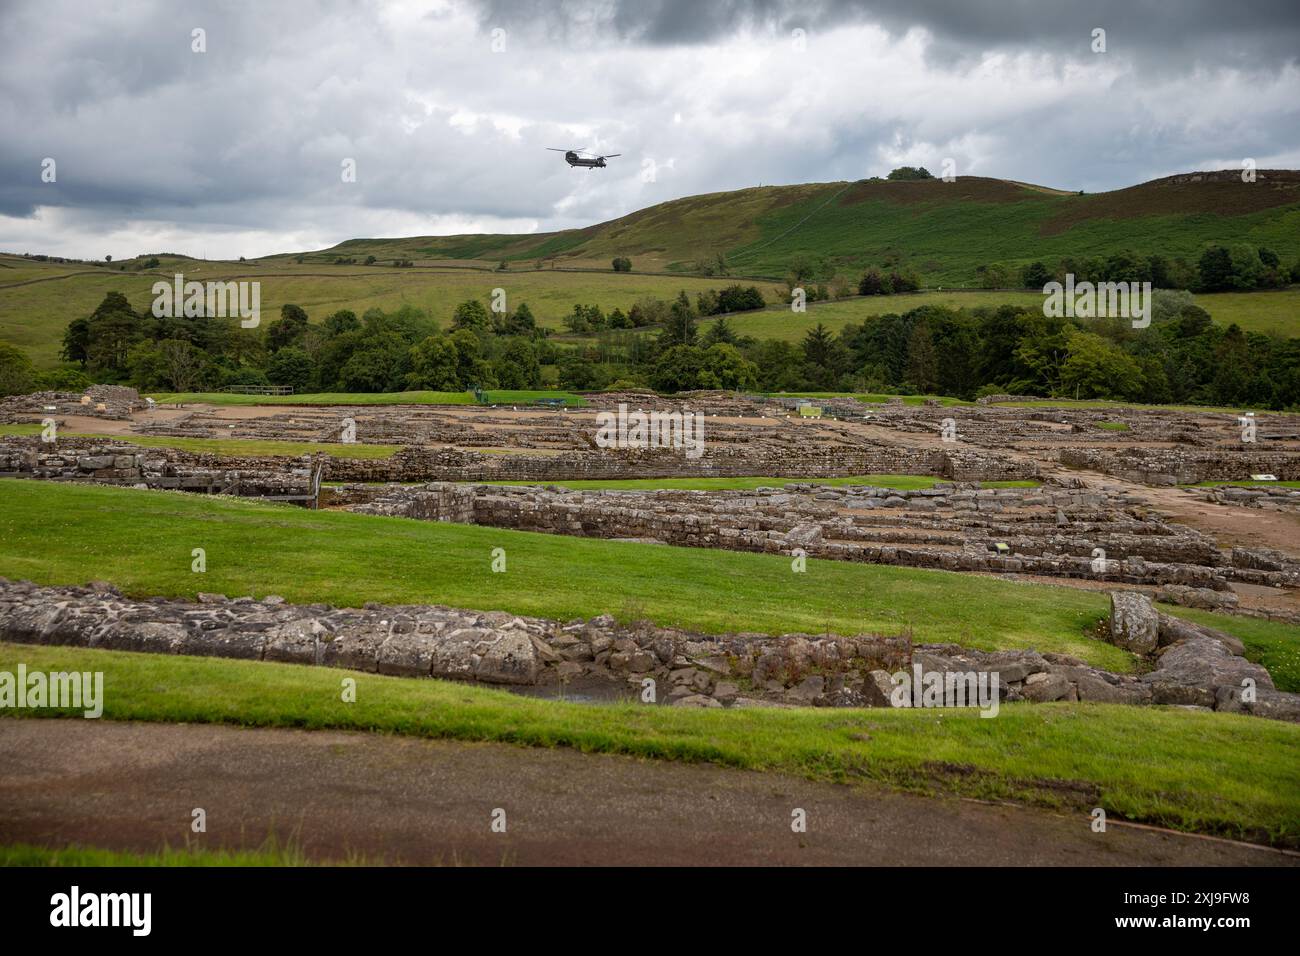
(0, 719), (1290, 866)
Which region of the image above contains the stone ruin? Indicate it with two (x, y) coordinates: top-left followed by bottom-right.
(0, 385), (144, 422)
(0, 438), (319, 501)
(1, 579), (1293, 720)
(1196, 484), (1300, 512)
(1059, 446), (1300, 485)
(346, 480), (1300, 594)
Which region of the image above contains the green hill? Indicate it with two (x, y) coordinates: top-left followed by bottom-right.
(293, 169), (1300, 283)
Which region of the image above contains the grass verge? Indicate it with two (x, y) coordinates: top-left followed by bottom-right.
(0, 838), (316, 867)
(1, 642), (1297, 846)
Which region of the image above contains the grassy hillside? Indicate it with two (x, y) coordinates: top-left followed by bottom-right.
(712, 289), (1300, 342)
(300, 170), (1300, 282)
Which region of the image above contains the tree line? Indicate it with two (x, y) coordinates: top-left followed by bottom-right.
(0, 281), (1294, 410)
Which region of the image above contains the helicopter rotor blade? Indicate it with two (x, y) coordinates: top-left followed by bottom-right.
(599, 153), (621, 159)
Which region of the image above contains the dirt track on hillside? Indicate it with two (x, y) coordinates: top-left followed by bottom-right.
(0, 719), (1291, 867)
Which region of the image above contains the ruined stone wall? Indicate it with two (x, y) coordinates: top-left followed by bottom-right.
(0, 386), (142, 422)
(323, 444), (1037, 483)
(1199, 485), (1300, 511)
(0, 439), (314, 498)
(1060, 447), (1300, 484)
(2, 578), (1293, 719)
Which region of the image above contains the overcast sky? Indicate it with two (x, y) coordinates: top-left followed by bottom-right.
(1, 0), (1297, 260)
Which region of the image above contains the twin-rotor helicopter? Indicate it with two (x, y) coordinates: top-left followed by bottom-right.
(547, 147), (621, 169)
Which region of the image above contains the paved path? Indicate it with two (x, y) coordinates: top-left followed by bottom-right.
(0, 719), (1290, 866)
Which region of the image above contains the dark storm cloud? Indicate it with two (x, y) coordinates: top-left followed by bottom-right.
(474, 0), (1300, 70)
(478, 0), (1300, 75)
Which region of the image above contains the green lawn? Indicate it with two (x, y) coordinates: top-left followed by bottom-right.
(3, 642), (1297, 845)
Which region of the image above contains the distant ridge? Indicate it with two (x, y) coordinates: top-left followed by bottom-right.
(282, 169), (1300, 285)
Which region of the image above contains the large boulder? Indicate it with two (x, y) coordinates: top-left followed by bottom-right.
(1108, 591), (1159, 654)
(1144, 636), (1273, 696)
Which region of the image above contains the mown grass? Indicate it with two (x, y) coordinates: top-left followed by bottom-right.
(483, 475), (1039, 492)
(0, 478), (1136, 667)
(2, 642), (1297, 845)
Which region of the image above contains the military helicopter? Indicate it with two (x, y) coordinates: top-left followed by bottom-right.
(547, 147), (621, 169)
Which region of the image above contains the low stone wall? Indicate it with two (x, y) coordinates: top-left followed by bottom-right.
(1, 579), (1294, 719)
(0, 439), (314, 499)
